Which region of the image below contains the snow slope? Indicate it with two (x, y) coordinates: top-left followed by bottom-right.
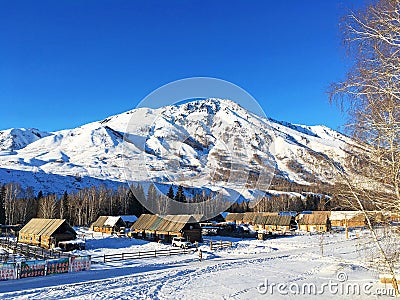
(0, 99), (363, 197)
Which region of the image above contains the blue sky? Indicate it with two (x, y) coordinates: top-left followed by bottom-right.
(0, 0), (366, 132)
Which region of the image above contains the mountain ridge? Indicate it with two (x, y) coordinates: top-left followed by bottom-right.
(0, 99), (362, 199)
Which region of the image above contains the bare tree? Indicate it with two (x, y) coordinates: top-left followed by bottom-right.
(37, 194), (57, 219)
(3, 182), (22, 225)
(330, 0), (400, 209)
(330, 0), (400, 293)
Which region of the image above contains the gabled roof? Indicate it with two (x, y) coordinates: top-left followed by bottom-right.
(104, 216), (123, 227)
(132, 214), (199, 232)
(225, 213), (244, 222)
(91, 216), (108, 228)
(330, 211), (365, 221)
(91, 216), (126, 228)
(132, 214), (160, 231)
(19, 218), (76, 237)
(298, 214), (328, 225)
(255, 215), (293, 226)
(243, 212), (258, 223)
(226, 212), (278, 223)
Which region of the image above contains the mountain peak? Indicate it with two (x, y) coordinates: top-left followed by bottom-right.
(0, 100), (358, 198)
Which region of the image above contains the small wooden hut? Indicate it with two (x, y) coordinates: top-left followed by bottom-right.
(330, 211), (366, 228)
(298, 214), (330, 233)
(255, 215), (297, 234)
(132, 214), (202, 243)
(18, 218), (76, 249)
(90, 216), (126, 234)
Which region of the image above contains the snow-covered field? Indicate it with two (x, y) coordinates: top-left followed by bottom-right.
(0, 229), (396, 299)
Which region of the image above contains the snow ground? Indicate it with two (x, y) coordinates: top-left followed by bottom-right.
(0, 230), (396, 299)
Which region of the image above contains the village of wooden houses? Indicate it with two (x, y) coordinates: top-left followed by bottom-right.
(0, 207), (399, 282)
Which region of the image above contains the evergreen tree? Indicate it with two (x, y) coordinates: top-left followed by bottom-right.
(37, 190), (43, 200)
(174, 185), (186, 203)
(127, 188), (148, 217)
(166, 186), (175, 200)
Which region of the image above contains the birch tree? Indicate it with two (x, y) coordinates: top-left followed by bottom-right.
(330, 0), (400, 210)
(330, 0), (400, 293)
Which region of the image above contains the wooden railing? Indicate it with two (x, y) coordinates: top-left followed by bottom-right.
(91, 247), (192, 263)
(203, 239), (233, 250)
(0, 239), (71, 262)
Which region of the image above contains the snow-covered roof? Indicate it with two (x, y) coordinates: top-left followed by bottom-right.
(91, 216), (126, 228)
(104, 216), (122, 227)
(329, 211), (363, 221)
(120, 215), (138, 223)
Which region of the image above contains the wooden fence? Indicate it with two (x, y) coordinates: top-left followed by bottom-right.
(203, 239), (233, 251)
(0, 239), (71, 262)
(91, 247), (192, 263)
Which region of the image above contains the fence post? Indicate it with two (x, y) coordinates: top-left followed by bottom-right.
(139, 251), (140, 258)
(122, 253), (124, 260)
(154, 249), (157, 257)
(103, 254), (106, 263)
(230, 241), (232, 248)
(210, 241), (213, 251)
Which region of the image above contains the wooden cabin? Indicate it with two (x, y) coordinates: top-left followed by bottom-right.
(225, 213), (244, 224)
(18, 218), (76, 249)
(254, 215), (297, 234)
(298, 214), (331, 233)
(330, 211), (366, 228)
(226, 212), (278, 225)
(132, 214), (202, 243)
(90, 216), (126, 234)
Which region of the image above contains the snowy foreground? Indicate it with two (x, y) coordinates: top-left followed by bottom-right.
(0, 230), (396, 299)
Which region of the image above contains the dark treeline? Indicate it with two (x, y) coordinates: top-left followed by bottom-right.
(0, 182), (223, 226)
(0, 180), (348, 227)
(0, 182), (150, 226)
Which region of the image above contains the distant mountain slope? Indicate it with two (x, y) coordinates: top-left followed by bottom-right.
(0, 99), (363, 198)
(0, 128), (51, 152)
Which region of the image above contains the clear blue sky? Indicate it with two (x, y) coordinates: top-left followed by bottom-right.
(0, 0), (366, 132)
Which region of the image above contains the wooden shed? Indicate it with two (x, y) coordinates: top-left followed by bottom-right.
(255, 215), (297, 234)
(330, 211), (366, 228)
(90, 216), (126, 234)
(18, 218), (76, 249)
(298, 214), (331, 233)
(132, 214), (202, 243)
(225, 213), (244, 224)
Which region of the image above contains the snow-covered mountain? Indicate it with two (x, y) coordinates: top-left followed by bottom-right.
(0, 128), (51, 152)
(0, 99), (362, 198)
